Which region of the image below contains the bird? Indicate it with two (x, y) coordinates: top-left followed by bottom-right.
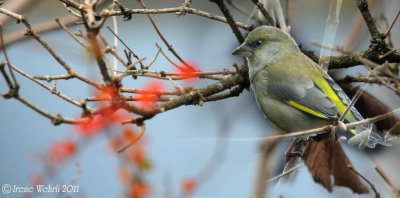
(232, 26), (386, 193)
(232, 25), (386, 148)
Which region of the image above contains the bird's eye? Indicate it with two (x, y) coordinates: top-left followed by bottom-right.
(250, 40), (263, 48)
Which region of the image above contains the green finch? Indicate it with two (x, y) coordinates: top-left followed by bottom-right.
(231, 25), (395, 194)
(232, 26), (387, 149)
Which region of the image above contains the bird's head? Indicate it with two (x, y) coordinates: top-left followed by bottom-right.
(232, 26), (299, 68)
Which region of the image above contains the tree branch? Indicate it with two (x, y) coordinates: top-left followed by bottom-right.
(308, 48), (400, 69)
(212, 0), (245, 43)
(355, 0), (382, 42)
(250, 0), (276, 26)
(97, 6), (253, 31)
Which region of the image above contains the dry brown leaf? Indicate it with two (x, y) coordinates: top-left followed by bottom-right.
(303, 134), (369, 194)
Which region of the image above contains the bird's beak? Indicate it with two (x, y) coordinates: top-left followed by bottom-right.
(232, 44), (252, 57)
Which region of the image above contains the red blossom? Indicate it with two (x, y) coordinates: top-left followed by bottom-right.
(75, 107), (129, 137)
(175, 61), (200, 84)
(75, 110), (129, 137)
(136, 81), (165, 110)
(130, 182), (150, 198)
(75, 85), (128, 137)
(181, 178), (197, 194)
(97, 106), (129, 126)
(75, 116), (104, 137)
(96, 85), (119, 102)
(49, 140), (77, 164)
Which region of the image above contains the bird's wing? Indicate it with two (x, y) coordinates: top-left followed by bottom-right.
(263, 54), (339, 121)
(267, 78), (339, 120)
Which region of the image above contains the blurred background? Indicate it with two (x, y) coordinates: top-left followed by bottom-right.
(0, 0), (399, 197)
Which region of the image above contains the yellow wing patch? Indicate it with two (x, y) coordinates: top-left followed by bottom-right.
(288, 100), (357, 135)
(313, 77), (358, 135)
(313, 77), (353, 119)
(287, 100), (328, 119)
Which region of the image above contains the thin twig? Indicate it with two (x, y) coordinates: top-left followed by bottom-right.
(166, 76), (184, 95)
(0, 24), (18, 89)
(268, 163), (303, 182)
(63, 3), (82, 18)
(348, 164), (380, 198)
(105, 47), (128, 67)
(8, 63), (88, 109)
(98, 6), (252, 30)
(59, 0), (83, 11)
(250, 0), (276, 26)
(367, 153), (400, 198)
(226, 0), (264, 24)
(0, 62), (15, 94)
(384, 8), (400, 37)
(0, 7), (25, 21)
(0, 0), (32, 24)
(338, 83), (367, 121)
(213, 0), (245, 43)
(105, 25), (145, 69)
(118, 124), (146, 153)
(118, 57), (147, 80)
(145, 45), (161, 69)
(359, 58), (399, 94)
(0, 9), (75, 73)
(56, 18), (88, 49)
(15, 95), (79, 125)
(379, 49), (397, 59)
(137, 0), (188, 65)
(156, 43), (184, 70)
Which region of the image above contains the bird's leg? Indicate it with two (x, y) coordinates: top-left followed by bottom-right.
(284, 140), (304, 163)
